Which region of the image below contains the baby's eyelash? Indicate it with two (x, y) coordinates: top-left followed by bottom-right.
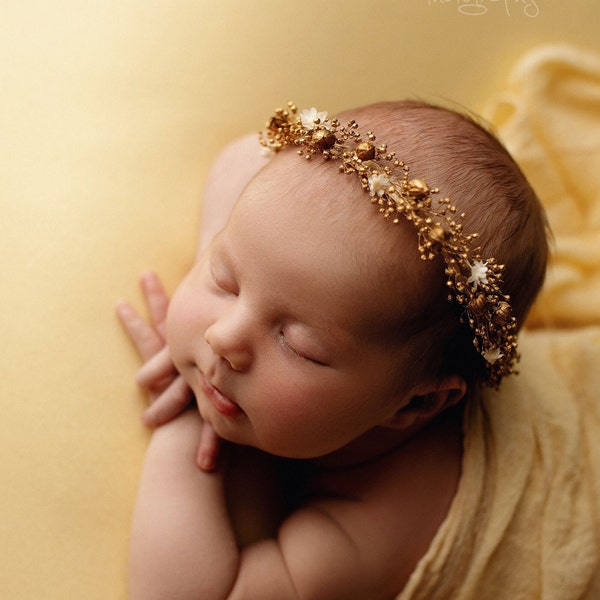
(279, 332), (327, 366)
(211, 270), (239, 296)
(279, 332), (306, 360)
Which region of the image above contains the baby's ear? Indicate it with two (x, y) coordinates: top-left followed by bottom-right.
(383, 376), (466, 430)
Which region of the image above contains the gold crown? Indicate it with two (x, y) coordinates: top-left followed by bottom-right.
(259, 102), (519, 388)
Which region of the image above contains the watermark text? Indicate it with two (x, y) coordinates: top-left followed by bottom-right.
(427, 0), (540, 17)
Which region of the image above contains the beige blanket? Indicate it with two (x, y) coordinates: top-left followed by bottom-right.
(398, 44), (600, 599)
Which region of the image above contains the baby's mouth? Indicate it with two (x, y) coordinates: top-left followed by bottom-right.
(198, 371), (243, 418)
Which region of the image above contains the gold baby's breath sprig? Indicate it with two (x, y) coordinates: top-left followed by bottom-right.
(259, 102), (519, 387)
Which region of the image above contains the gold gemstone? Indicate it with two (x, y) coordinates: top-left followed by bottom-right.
(495, 301), (512, 325)
(355, 142), (376, 161)
(468, 293), (487, 315)
(407, 178), (430, 198)
(269, 115), (288, 130)
(429, 225), (449, 244)
(312, 129), (337, 149)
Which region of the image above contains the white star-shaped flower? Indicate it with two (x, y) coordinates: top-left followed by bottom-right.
(368, 173), (391, 197)
(483, 348), (504, 364)
(468, 260), (489, 289)
(300, 107), (328, 130)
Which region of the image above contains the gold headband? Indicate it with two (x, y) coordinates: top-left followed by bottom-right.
(259, 102), (518, 387)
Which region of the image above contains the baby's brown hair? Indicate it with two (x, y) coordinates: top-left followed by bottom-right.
(337, 100), (550, 386)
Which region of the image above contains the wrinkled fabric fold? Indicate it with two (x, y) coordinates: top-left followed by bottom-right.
(485, 44), (600, 328)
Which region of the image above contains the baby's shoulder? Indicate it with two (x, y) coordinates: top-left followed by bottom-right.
(302, 411), (463, 588)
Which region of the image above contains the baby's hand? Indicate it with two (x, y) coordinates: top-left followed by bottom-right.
(116, 272), (192, 426)
(116, 271), (221, 471)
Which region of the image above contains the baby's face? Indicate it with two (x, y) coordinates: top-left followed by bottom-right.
(167, 158), (423, 458)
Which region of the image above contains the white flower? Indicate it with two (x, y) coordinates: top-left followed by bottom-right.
(368, 173), (391, 197)
(468, 260), (489, 289)
(483, 348), (504, 364)
(300, 107), (328, 130)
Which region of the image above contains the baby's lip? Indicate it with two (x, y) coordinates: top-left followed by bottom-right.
(198, 371), (242, 418)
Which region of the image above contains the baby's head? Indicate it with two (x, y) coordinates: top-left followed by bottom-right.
(167, 100), (548, 458)
(261, 100), (549, 389)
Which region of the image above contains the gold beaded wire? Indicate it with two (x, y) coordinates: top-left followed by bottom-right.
(260, 102), (519, 388)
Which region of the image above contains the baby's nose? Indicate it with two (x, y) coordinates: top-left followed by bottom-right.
(204, 318), (252, 372)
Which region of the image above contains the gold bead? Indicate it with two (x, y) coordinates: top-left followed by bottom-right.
(407, 178), (430, 198)
(429, 225), (449, 244)
(468, 293), (488, 315)
(355, 142), (376, 161)
(495, 301), (512, 325)
(268, 115), (289, 131)
(312, 129), (337, 149)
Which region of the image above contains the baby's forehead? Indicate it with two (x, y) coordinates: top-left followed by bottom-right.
(246, 149), (340, 196)
(249, 148), (431, 243)
(236, 151), (441, 317)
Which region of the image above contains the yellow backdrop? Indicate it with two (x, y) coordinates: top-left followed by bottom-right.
(1, 1), (598, 598)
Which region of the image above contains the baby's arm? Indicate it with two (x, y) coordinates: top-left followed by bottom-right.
(196, 133), (270, 258)
(127, 409), (348, 600)
(129, 443), (417, 600)
(128, 410), (238, 599)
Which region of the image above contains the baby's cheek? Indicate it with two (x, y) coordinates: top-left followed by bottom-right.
(166, 284), (197, 358)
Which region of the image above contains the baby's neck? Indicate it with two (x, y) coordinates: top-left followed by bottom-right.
(311, 404), (464, 470)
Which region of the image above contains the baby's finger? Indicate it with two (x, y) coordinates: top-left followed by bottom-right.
(141, 375), (193, 427)
(196, 423), (221, 472)
(116, 300), (163, 360)
(136, 346), (177, 389)
(140, 271), (170, 340)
